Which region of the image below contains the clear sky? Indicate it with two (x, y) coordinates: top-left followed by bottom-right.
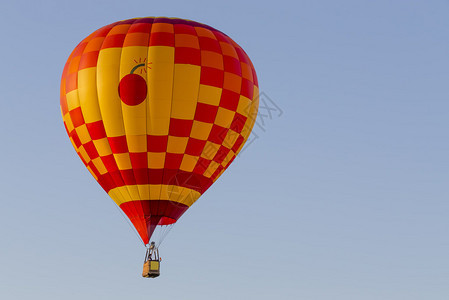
(1, 0), (448, 299)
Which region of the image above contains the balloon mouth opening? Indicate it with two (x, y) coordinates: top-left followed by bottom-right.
(159, 216), (177, 225)
(145, 216), (178, 246)
(146, 216), (177, 239)
(146, 216), (177, 226)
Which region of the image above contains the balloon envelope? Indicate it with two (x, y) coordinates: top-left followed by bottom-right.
(60, 17), (259, 244)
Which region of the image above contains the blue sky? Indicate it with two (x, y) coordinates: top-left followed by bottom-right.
(1, 1), (448, 299)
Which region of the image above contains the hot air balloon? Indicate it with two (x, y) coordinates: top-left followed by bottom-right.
(60, 17), (259, 277)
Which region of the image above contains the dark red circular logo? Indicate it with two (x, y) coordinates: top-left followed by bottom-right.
(118, 74), (147, 106)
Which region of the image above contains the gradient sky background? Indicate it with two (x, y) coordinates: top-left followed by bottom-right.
(1, 1), (448, 299)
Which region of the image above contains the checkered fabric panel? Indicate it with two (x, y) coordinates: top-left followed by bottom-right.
(60, 17), (259, 244)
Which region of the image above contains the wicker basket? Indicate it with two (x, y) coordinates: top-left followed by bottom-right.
(142, 260), (160, 278)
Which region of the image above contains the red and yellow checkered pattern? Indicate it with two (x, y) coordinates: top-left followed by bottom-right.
(60, 17), (259, 244)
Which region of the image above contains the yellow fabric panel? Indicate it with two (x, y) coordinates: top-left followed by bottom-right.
(169, 187), (191, 203)
(137, 184), (150, 200)
(66, 90), (80, 111)
(168, 185), (201, 203)
(221, 151), (235, 167)
(245, 87), (260, 137)
(223, 129), (239, 149)
(128, 185), (141, 201)
(147, 46), (174, 135)
(122, 102), (147, 135)
(120, 46), (149, 136)
(159, 185), (172, 200)
(198, 84), (222, 106)
(63, 112), (74, 133)
(108, 186), (132, 206)
(150, 184), (162, 199)
(247, 86), (260, 123)
(172, 187), (200, 206)
(214, 107), (235, 128)
(78, 146), (90, 164)
(253, 86), (260, 102)
(113, 153), (133, 170)
(108, 185), (200, 205)
(75, 124), (90, 144)
(179, 154), (198, 172)
(109, 189), (127, 207)
(204, 161), (220, 178)
(239, 105), (257, 142)
(190, 121), (213, 140)
(166, 185), (182, 202)
(97, 48), (126, 137)
(201, 141), (220, 160)
(127, 135), (147, 152)
(235, 88), (260, 154)
(147, 152), (166, 168)
(166, 136), (189, 154)
(171, 64), (201, 119)
(78, 68), (102, 123)
(92, 157), (108, 175)
(93, 138), (112, 156)
(107, 190), (120, 207)
(236, 95), (251, 117)
(185, 190), (201, 206)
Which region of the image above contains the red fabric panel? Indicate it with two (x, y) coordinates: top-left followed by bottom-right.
(169, 119), (194, 137)
(147, 135), (168, 152)
(175, 47), (201, 65)
(199, 37), (221, 53)
(185, 138), (207, 156)
(200, 67), (224, 88)
(149, 32), (174, 47)
(86, 121), (107, 140)
(108, 136), (129, 153)
(219, 89), (240, 111)
(194, 103), (219, 123)
(69, 107), (85, 128)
